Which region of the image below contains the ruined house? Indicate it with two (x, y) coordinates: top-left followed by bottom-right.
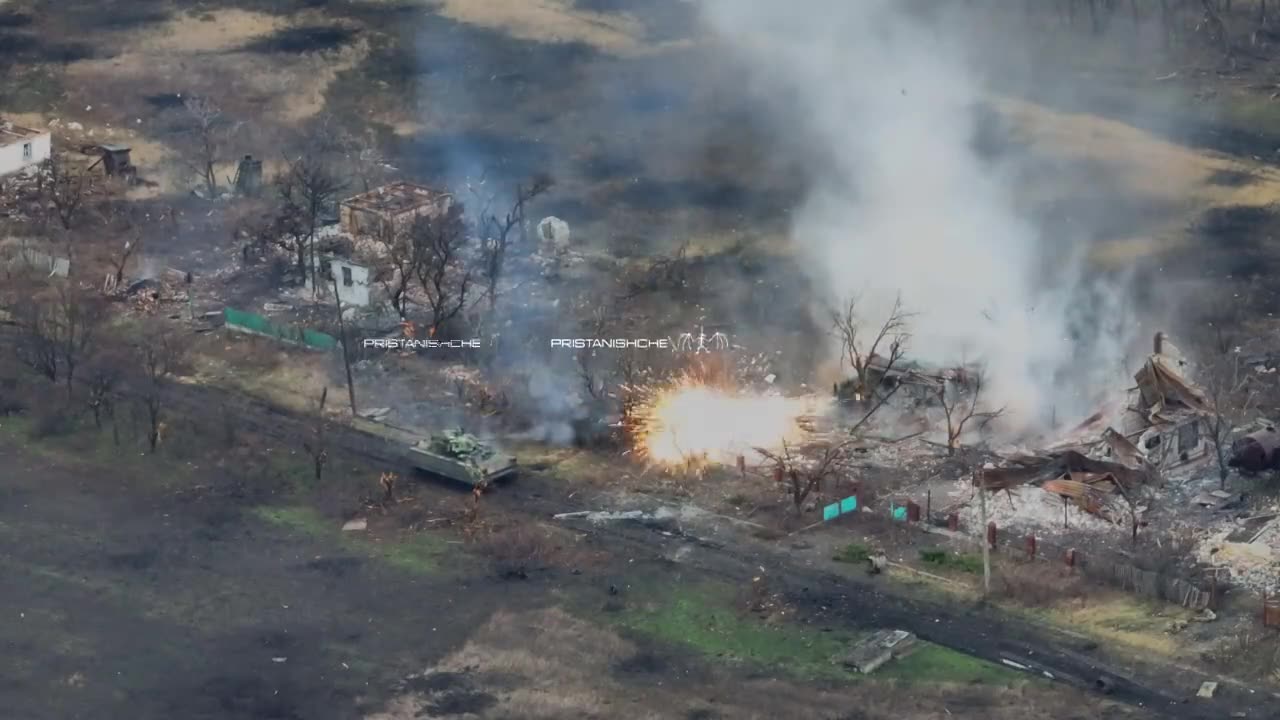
(0, 121), (50, 176)
(339, 182), (452, 239)
(978, 332), (1211, 520)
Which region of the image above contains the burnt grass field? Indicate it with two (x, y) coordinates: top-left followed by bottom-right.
(6, 0), (1280, 718)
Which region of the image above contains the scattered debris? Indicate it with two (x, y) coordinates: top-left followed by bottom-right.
(840, 629), (916, 674)
(341, 518), (367, 532)
(1197, 681), (1218, 698)
(1229, 426), (1280, 473)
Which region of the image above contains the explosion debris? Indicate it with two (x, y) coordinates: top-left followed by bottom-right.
(623, 354), (829, 471)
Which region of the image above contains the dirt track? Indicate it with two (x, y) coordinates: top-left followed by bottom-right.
(92, 368), (1280, 720)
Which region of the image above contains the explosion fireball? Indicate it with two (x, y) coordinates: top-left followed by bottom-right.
(626, 364), (825, 468)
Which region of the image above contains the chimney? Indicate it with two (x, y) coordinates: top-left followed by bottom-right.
(1153, 331), (1164, 355)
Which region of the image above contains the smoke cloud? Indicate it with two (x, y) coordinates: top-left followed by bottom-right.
(699, 0), (1138, 430)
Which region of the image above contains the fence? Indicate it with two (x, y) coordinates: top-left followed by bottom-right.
(223, 308), (337, 351)
(835, 501), (1219, 610)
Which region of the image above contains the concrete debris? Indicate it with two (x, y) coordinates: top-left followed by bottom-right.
(1197, 681), (1218, 698)
(341, 518), (367, 532)
(841, 630), (916, 674)
(361, 407), (391, 421)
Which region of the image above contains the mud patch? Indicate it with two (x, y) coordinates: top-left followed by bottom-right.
(1208, 169), (1257, 187)
(305, 555), (364, 577)
(241, 24), (359, 54)
(0, 10), (32, 28)
(105, 547), (161, 571)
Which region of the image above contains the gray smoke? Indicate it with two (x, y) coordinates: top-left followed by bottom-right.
(699, 0), (1137, 430)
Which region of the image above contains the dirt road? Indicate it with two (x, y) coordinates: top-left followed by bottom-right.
(111, 372), (1278, 720)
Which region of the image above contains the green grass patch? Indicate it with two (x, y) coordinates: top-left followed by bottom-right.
(251, 504), (449, 575)
(881, 642), (1018, 685)
(615, 581), (1018, 685)
(833, 542), (871, 564)
(252, 505), (332, 535)
(616, 583), (855, 680)
(920, 548), (984, 574)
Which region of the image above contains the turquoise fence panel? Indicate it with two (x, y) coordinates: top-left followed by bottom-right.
(892, 506), (908, 522)
(822, 503), (840, 521)
(224, 307), (336, 352)
(840, 496), (857, 514)
(303, 328), (337, 350)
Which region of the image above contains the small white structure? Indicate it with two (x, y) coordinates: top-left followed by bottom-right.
(307, 254), (371, 307)
(0, 121), (51, 177)
(537, 216), (570, 250)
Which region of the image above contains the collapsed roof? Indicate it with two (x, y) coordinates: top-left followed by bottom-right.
(978, 334), (1211, 518)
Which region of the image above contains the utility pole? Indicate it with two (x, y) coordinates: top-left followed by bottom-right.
(977, 466), (990, 596)
(331, 271), (357, 416)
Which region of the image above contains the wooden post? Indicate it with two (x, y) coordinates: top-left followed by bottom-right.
(978, 468), (990, 596)
(331, 272), (358, 416)
(926, 490), (932, 523)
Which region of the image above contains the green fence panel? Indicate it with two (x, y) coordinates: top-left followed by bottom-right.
(840, 496), (857, 514)
(822, 503), (840, 522)
(303, 328), (337, 350)
(224, 307), (335, 352)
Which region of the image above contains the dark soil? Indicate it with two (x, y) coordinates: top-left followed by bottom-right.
(0, 436), (510, 720)
(241, 25), (358, 55)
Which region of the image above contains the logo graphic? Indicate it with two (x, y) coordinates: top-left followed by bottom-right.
(675, 325), (729, 354)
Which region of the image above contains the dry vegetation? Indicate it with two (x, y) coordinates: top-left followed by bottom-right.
(366, 605), (1146, 720)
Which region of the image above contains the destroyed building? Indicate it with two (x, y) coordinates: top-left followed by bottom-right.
(0, 121), (51, 176)
(978, 333), (1212, 522)
(339, 182), (452, 238)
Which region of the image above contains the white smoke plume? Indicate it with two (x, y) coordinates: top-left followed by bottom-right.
(699, 0), (1137, 431)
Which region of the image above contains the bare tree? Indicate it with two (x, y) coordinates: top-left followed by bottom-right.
(85, 341), (127, 443)
(106, 237), (139, 289)
(37, 152), (89, 231)
(756, 438), (859, 513)
(9, 282), (104, 393)
(1112, 478), (1154, 545)
(12, 298), (60, 382)
(575, 298), (612, 401)
(1202, 349), (1257, 488)
(937, 364), (1006, 456)
(277, 151), (347, 293)
(471, 174), (553, 309)
(50, 282), (107, 398)
(411, 204), (474, 336)
(134, 321), (184, 453)
(303, 387), (329, 483)
(830, 294), (913, 405)
(181, 96), (237, 197)
(378, 223), (422, 319)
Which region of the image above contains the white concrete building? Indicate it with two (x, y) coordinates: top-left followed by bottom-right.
(0, 121), (51, 176)
(306, 253), (372, 307)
